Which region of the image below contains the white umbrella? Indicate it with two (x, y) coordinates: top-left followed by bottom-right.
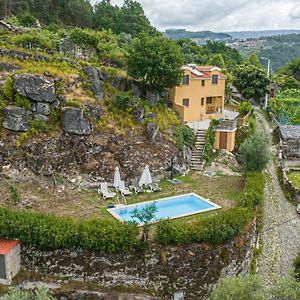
(113, 167), (122, 189)
(139, 165), (153, 186)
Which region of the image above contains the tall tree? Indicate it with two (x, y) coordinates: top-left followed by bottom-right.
(117, 0), (155, 36)
(127, 34), (184, 91)
(233, 62), (270, 101)
(93, 0), (118, 31)
(247, 53), (263, 68)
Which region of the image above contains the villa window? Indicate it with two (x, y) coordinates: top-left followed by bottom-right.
(201, 80), (205, 87)
(182, 75), (189, 85)
(182, 98), (189, 107)
(206, 97), (213, 104)
(201, 98), (204, 105)
(212, 75), (218, 85)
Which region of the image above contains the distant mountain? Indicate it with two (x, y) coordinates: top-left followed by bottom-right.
(163, 29), (231, 41)
(227, 30), (300, 40)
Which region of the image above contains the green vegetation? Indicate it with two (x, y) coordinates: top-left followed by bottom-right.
(238, 131), (271, 172)
(8, 185), (20, 206)
(1, 0), (154, 37)
(127, 33), (184, 90)
(156, 172), (264, 246)
(294, 252), (300, 281)
(239, 101), (252, 116)
(268, 89), (300, 125)
(210, 275), (300, 300)
(287, 171), (300, 189)
(131, 203), (158, 242)
(234, 62), (270, 102)
(0, 207), (138, 253)
(202, 119), (218, 161)
(1, 286), (54, 300)
(173, 125), (196, 151)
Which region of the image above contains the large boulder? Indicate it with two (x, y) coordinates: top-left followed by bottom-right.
(146, 122), (159, 141)
(61, 107), (92, 135)
(83, 66), (106, 100)
(13, 73), (57, 103)
(3, 106), (30, 132)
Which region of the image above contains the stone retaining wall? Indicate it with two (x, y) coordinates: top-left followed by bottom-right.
(281, 167), (300, 203)
(21, 222), (256, 299)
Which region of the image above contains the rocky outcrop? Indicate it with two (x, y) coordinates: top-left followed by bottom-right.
(13, 73), (57, 103)
(61, 107), (92, 135)
(83, 66), (105, 100)
(58, 37), (97, 60)
(145, 91), (160, 106)
(146, 122), (159, 141)
(132, 105), (145, 123)
(0, 62), (21, 73)
(3, 106), (29, 132)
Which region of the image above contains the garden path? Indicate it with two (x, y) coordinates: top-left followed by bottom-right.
(256, 111), (300, 285)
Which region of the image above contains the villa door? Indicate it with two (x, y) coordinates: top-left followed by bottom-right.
(219, 132), (227, 150)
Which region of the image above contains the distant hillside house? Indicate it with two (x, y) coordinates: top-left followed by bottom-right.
(275, 125), (300, 160)
(0, 240), (21, 285)
(169, 65), (226, 122)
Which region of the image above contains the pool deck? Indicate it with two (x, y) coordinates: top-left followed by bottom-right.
(106, 193), (222, 225)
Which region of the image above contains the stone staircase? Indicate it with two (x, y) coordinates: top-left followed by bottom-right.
(190, 129), (207, 170)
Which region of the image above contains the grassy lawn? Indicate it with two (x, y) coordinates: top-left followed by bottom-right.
(0, 171), (244, 223)
(287, 171), (300, 189)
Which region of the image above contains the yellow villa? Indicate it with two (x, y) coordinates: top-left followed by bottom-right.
(169, 65), (226, 122)
(169, 65), (238, 154)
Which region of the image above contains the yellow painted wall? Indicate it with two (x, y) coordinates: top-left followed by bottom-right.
(214, 130), (236, 152)
(169, 70), (226, 122)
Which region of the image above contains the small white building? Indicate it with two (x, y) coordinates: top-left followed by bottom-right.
(0, 240), (21, 285)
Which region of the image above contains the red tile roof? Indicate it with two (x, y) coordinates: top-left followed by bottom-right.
(0, 240), (19, 255)
(184, 65), (226, 79)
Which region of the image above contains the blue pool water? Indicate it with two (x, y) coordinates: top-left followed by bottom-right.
(107, 193), (220, 224)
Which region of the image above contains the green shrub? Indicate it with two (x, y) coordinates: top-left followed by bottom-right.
(115, 93), (132, 109)
(14, 95), (31, 109)
(13, 30), (57, 49)
(156, 172), (264, 246)
(173, 125), (196, 151)
(238, 131), (271, 172)
(8, 185), (20, 206)
(70, 28), (99, 48)
(239, 101), (252, 116)
(0, 207), (139, 253)
(294, 252), (300, 281)
(3, 77), (14, 100)
(63, 100), (84, 108)
(156, 208), (251, 245)
(203, 119), (219, 161)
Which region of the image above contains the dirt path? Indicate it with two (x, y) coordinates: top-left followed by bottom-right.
(256, 111), (300, 285)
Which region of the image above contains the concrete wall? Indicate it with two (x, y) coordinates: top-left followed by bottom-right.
(169, 70), (225, 122)
(0, 244), (21, 285)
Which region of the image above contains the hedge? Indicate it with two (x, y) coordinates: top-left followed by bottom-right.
(0, 208), (138, 253)
(156, 172), (265, 246)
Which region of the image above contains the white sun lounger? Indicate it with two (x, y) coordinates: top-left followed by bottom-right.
(119, 180), (132, 196)
(98, 182), (116, 199)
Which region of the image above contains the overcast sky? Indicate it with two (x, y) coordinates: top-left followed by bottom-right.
(92, 0), (300, 32)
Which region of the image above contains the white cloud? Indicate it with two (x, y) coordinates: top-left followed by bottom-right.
(104, 0), (300, 31)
